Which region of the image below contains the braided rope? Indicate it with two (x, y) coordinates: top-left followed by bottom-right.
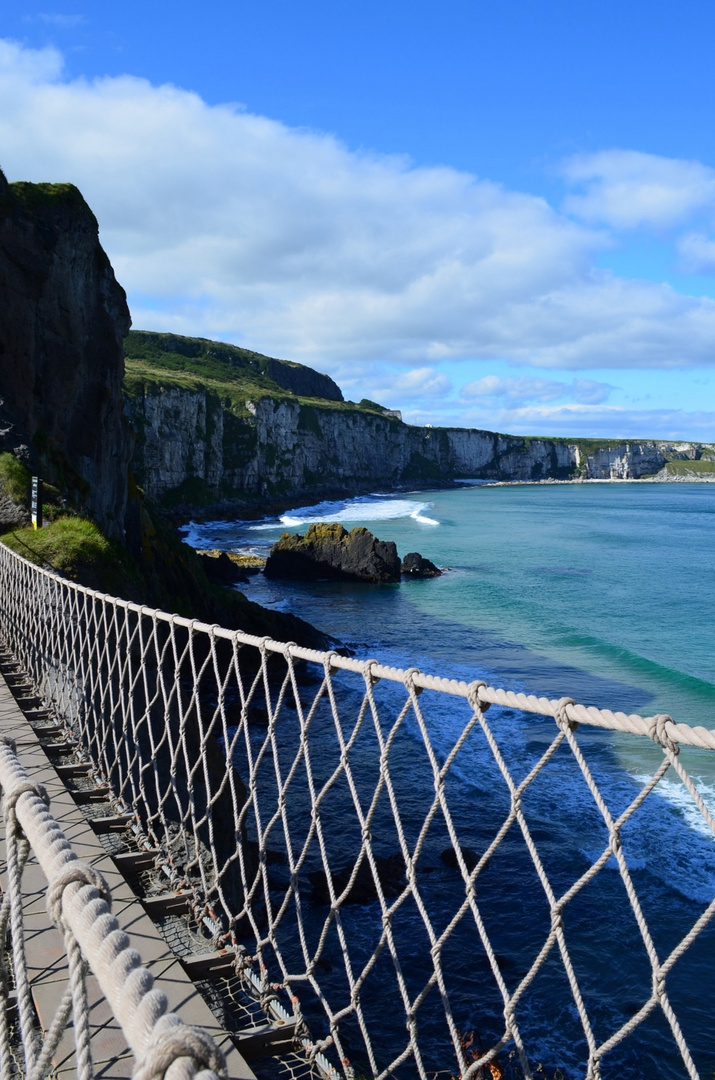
(2, 537), (715, 1080)
(0, 738), (227, 1080)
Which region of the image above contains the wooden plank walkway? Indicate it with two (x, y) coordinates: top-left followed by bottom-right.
(0, 670), (257, 1080)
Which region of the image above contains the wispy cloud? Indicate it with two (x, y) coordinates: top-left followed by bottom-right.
(461, 375), (614, 406)
(0, 39), (714, 438)
(25, 13), (87, 29)
(453, 402), (715, 442)
(677, 232), (715, 274)
(561, 149), (715, 230)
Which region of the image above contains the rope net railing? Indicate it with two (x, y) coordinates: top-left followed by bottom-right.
(0, 733), (227, 1080)
(1, 539), (714, 1080)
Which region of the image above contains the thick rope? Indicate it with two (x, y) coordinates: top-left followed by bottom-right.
(0, 538), (711, 749)
(2, 536), (715, 1080)
(0, 738), (227, 1080)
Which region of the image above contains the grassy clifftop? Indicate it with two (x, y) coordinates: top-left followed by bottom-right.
(124, 331), (294, 410)
(123, 330), (395, 420)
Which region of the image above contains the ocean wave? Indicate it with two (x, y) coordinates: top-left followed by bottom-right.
(246, 494), (440, 531)
(179, 518), (248, 549)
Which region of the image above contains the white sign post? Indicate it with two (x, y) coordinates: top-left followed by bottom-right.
(31, 476), (43, 530)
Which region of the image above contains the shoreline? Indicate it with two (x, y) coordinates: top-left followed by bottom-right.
(172, 473), (715, 531)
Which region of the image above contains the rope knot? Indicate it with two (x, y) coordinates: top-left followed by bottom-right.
(467, 681), (490, 714)
(322, 650), (339, 676)
(653, 969), (667, 1001)
(3, 780), (50, 819)
(46, 861), (112, 931)
(361, 659), (381, 687)
(555, 697), (578, 733)
(306, 1036), (333, 1063)
(648, 714), (679, 755)
(257, 636), (272, 659)
(133, 1024), (227, 1080)
(280, 641), (297, 662)
(403, 667), (423, 696)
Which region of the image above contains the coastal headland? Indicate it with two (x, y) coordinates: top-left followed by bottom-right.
(123, 329), (715, 524)
(1, 171), (713, 611)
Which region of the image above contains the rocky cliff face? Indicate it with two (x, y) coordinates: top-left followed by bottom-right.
(126, 375), (714, 510)
(0, 171), (131, 538)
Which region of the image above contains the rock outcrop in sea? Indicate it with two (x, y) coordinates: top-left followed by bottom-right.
(265, 523), (402, 583)
(401, 552), (442, 578)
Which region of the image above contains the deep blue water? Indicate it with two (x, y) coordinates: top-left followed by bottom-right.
(183, 483), (715, 1079)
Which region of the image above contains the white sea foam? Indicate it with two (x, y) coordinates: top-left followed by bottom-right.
(246, 494), (440, 531)
(410, 507), (439, 525)
(631, 771), (715, 841)
(179, 518), (248, 549)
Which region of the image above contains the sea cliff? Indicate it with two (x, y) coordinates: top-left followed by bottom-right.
(0, 170), (131, 539)
(124, 331), (714, 512)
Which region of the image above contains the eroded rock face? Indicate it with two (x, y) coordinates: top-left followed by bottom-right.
(127, 379), (715, 512)
(264, 522), (401, 583)
(0, 172), (131, 539)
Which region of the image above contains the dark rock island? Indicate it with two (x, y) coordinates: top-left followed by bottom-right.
(401, 552), (442, 578)
(264, 523), (443, 584)
(265, 522), (402, 583)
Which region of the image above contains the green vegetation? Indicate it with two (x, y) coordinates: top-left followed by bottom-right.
(660, 458), (715, 476)
(402, 451), (446, 483)
(123, 330), (285, 415)
(358, 398), (400, 416)
(0, 179), (93, 219)
(0, 452), (30, 503)
(1, 517), (142, 597)
(0, 502), (328, 648)
(297, 404), (324, 438)
(160, 476), (217, 509)
(123, 330), (392, 420)
(0, 452), (70, 520)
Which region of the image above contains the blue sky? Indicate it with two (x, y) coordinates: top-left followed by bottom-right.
(2, 1), (715, 440)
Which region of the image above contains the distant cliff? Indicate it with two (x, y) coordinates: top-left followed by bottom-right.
(124, 332), (715, 511)
(0, 171), (131, 538)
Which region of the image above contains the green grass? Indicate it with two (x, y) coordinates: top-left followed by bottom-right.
(0, 180), (93, 221)
(123, 330), (395, 420)
(1, 517), (142, 597)
(0, 452), (31, 503)
(661, 458), (715, 476)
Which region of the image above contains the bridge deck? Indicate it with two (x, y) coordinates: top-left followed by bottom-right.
(0, 671), (256, 1080)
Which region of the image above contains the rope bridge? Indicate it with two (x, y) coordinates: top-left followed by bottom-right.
(1, 538), (714, 1080)
(0, 733), (227, 1080)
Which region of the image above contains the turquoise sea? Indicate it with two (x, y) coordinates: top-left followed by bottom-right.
(184, 482), (715, 726)
(183, 482), (715, 1078)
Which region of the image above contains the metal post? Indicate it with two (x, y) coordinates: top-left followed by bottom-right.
(31, 476), (43, 530)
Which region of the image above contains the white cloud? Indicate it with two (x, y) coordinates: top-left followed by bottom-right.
(677, 232), (715, 274)
(365, 366), (452, 400)
(2, 39), (715, 398)
(561, 149), (715, 230)
(461, 374), (613, 406)
(453, 402), (715, 442)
